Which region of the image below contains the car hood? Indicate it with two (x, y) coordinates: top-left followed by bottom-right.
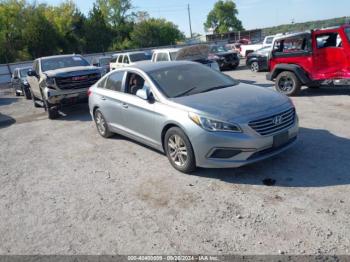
(170, 83), (290, 122)
(44, 66), (101, 78)
(215, 51), (237, 56)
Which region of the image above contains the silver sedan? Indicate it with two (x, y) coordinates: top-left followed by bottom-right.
(88, 61), (298, 173)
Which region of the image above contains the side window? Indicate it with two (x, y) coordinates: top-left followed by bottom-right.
(316, 33), (342, 48)
(274, 36), (310, 54)
(156, 53), (169, 62)
(105, 71), (124, 92)
(123, 55), (130, 64)
(97, 77), (107, 88)
(126, 72), (146, 95)
(111, 56), (118, 63)
(118, 55), (123, 63)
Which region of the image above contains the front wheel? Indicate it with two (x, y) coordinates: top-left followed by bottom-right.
(250, 61), (260, 72)
(43, 99), (59, 119)
(23, 86), (32, 99)
(164, 127), (196, 173)
(275, 71), (301, 96)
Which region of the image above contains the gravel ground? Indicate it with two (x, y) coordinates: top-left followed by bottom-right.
(0, 64), (350, 255)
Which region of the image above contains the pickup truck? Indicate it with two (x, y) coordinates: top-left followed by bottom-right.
(27, 54), (101, 119)
(267, 25), (350, 96)
(240, 35), (275, 57)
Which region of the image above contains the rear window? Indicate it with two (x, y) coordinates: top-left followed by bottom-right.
(149, 64), (237, 98)
(105, 71), (124, 92)
(41, 56), (89, 72)
(316, 33), (342, 48)
(99, 58), (111, 66)
(129, 53), (148, 62)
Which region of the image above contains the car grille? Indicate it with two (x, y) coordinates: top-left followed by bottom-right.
(224, 53), (238, 62)
(56, 73), (100, 90)
(248, 108), (295, 136)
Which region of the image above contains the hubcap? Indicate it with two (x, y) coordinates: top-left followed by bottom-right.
(95, 112), (106, 135)
(278, 76), (294, 92)
(168, 135), (188, 167)
(251, 62), (259, 72)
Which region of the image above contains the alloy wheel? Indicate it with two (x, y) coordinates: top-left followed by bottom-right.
(278, 76), (294, 92)
(168, 134), (188, 167)
(251, 62), (259, 72)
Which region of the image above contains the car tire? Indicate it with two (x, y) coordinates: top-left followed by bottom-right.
(275, 71), (301, 96)
(15, 91), (20, 96)
(43, 99), (59, 119)
(164, 127), (196, 173)
(250, 61), (260, 72)
(94, 109), (112, 138)
(24, 87), (32, 100)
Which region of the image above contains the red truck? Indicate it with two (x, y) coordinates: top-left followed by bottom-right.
(267, 25), (350, 96)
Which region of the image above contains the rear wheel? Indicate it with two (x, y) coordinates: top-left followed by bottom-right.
(94, 109), (112, 138)
(250, 61), (260, 72)
(275, 71), (301, 96)
(164, 127), (196, 173)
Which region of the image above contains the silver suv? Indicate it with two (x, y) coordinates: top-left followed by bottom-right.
(27, 54), (101, 119)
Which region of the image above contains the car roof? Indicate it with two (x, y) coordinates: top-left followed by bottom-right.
(116, 51), (147, 56)
(273, 32), (310, 41)
(40, 54), (83, 60)
(125, 60), (197, 73)
(153, 48), (180, 53)
(15, 66), (31, 70)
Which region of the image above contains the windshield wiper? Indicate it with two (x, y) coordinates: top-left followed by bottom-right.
(173, 86), (198, 98)
(202, 84), (232, 93)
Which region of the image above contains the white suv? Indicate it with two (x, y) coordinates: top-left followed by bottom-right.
(110, 52), (149, 70)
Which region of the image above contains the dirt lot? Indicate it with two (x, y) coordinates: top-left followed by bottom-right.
(0, 63), (350, 255)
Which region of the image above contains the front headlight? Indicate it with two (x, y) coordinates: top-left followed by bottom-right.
(45, 77), (55, 86)
(189, 112), (241, 133)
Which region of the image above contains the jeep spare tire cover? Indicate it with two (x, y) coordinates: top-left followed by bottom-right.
(175, 44), (210, 61)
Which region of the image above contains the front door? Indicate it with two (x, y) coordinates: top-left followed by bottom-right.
(313, 30), (348, 80)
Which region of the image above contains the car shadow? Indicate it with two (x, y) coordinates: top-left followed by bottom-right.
(189, 127), (350, 188)
(0, 113), (16, 128)
(299, 86), (350, 97)
(0, 97), (19, 107)
(57, 103), (92, 122)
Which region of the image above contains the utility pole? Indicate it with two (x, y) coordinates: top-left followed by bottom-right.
(187, 3), (193, 38)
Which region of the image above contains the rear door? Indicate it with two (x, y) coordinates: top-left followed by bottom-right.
(313, 29), (348, 79)
(95, 71), (126, 131)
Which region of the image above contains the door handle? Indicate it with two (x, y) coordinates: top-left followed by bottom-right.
(122, 103), (128, 108)
(101, 96), (106, 101)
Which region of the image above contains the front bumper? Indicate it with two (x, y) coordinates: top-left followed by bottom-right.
(43, 87), (88, 105)
(190, 120), (299, 168)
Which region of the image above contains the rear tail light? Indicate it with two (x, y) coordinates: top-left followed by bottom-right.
(87, 87), (92, 96)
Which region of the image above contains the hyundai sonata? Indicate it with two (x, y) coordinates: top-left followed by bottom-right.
(88, 61), (298, 173)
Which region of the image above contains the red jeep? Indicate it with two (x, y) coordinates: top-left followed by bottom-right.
(267, 25), (350, 96)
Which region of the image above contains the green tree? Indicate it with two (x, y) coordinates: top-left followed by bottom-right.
(23, 5), (60, 58)
(130, 18), (185, 48)
(204, 0), (243, 34)
(83, 4), (113, 53)
(0, 0), (27, 62)
(96, 0), (133, 27)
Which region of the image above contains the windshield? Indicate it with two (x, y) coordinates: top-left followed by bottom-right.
(257, 46), (271, 52)
(129, 53), (149, 62)
(265, 37), (274, 44)
(210, 45), (229, 53)
(345, 28), (350, 42)
(170, 51), (178, 60)
(19, 68), (30, 77)
(41, 56), (89, 72)
(149, 64), (238, 98)
(99, 58), (111, 66)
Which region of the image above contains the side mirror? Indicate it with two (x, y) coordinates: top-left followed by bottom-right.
(27, 70), (36, 77)
(136, 88), (149, 100)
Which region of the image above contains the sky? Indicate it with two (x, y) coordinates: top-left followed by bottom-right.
(42, 0), (350, 37)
